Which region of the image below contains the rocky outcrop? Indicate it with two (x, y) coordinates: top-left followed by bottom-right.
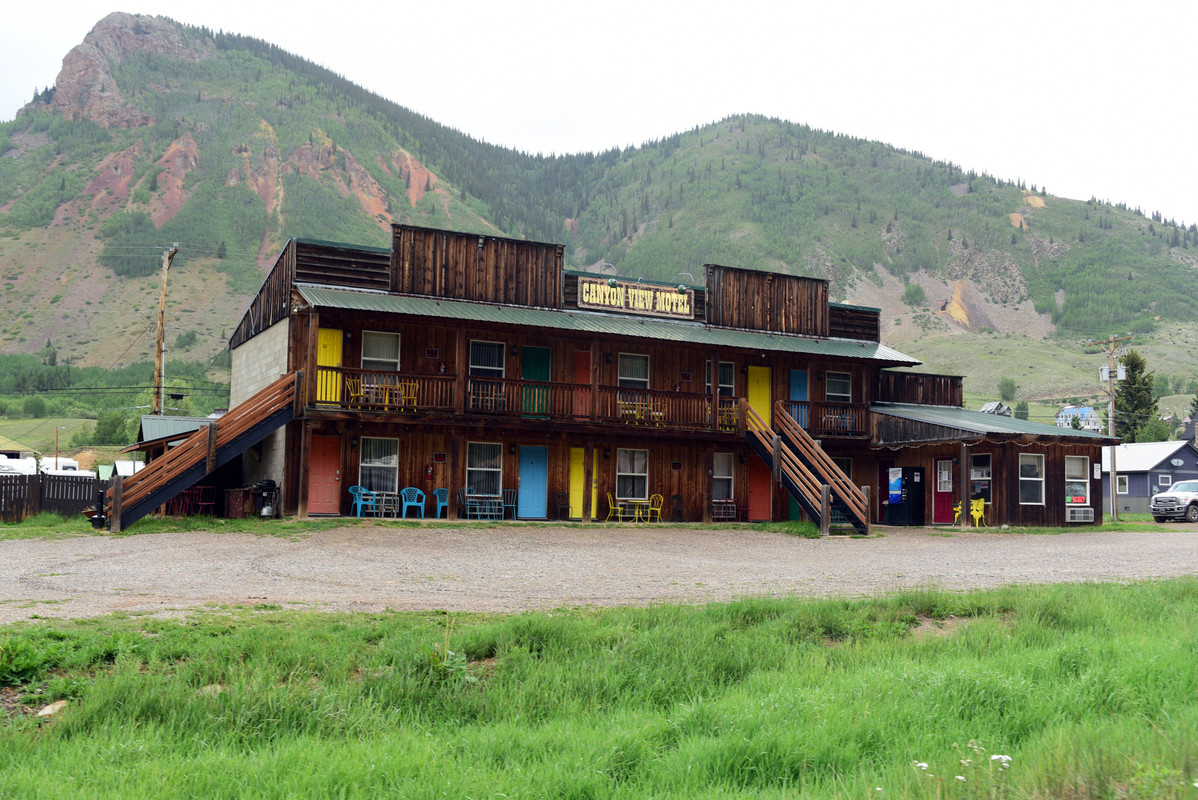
(26, 12), (214, 129)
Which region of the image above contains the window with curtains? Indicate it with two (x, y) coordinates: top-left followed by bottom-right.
(469, 341), (505, 378)
(616, 449), (648, 500)
(361, 331), (400, 373)
(466, 442), (502, 496)
(713, 453), (734, 500)
(826, 371), (852, 403)
(359, 437), (398, 493)
(617, 354), (649, 389)
(705, 361), (735, 396)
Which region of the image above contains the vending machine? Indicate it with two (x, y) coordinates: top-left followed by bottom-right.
(883, 466), (926, 525)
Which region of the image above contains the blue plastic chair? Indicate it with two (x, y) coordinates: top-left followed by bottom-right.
(400, 486), (426, 518)
(349, 485), (378, 517)
(434, 488), (449, 519)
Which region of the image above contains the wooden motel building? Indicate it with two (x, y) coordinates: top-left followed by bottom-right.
(106, 223), (1114, 531)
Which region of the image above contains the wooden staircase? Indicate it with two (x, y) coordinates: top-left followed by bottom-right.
(106, 372), (302, 531)
(741, 399), (870, 534)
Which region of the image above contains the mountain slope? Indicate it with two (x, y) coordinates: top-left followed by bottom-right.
(2, 12), (1197, 404)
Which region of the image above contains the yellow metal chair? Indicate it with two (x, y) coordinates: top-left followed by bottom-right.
(970, 498), (986, 527)
(953, 501), (962, 524)
(345, 377), (368, 408)
(646, 493), (664, 522)
(605, 492), (625, 522)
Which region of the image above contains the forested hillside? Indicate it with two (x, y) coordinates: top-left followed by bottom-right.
(1, 11), (1196, 442)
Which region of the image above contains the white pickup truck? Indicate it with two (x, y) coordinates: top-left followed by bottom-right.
(1149, 480), (1198, 523)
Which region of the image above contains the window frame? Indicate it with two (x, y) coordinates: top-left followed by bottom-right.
(1064, 455), (1089, 506)
(705, 361), (735, 397)
(713, 452), (734, 500)
(1116, 474), (1129, 495)
(468, 340), (505, 378)
(970, 453), (992, 503)
(1159, 474), (1174, 486)
(617, 353), (650, 389)
(616, 448), (649, 501)
(359, 437), (398, 494)
(466, 442), (503, 497)
(1019, 453), (1045, 505)
(825, 371), (852, 404)
(360, 330), (401, 373)
(832, 456), (853, 480)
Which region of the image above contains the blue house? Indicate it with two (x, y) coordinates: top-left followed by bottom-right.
(1101, 440), (1198, 514)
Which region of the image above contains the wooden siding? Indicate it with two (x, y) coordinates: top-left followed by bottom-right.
(704, 264), (829, 336)
(876, 371), (964, 407)
(294, 240), (390, 290)
(231, 240), (294, 350)
(391, 225), (563, 307)
(828, 304), (880, 342)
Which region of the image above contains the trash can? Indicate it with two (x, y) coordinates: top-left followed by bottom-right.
(225, 488), (250, 519)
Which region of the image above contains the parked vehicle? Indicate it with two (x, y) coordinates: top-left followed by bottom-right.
(1149, 480), (1198, 522)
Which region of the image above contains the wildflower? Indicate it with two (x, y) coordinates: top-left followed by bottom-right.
(956, 776), (966, 782)
(913, 762), (929, 771)
(991, 754), (1012, 768)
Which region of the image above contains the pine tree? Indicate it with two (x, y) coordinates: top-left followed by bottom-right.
(1113, 350), (1159, 443)
(1014, 401), (1029, 420)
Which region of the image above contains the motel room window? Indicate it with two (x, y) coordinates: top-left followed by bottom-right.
(359, 437), (398, 494)
(469, 341), (505, 378)
(826, 371), (852, 403)
(618, 354), (650, 389)
(1065, 456), (1089, 506)
(832, 457), (853, 480)
(1019, 453), (1045, 505)
(361, 331), (400, 373)
(713, 453), (734, 500)
(466, 442), (502, 496)
(705, 361), (735, 396)
(1116, 475), (1128, 494)
(616, 448), (648, 500)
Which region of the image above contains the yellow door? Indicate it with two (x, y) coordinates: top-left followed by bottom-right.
(317, 328), (343, 403)
(569, 447), (599, 520)
(747, 366), (772, 426)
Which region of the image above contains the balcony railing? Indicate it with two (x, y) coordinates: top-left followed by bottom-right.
(778, 400), (869, 438)
(311, 367), (866, 437)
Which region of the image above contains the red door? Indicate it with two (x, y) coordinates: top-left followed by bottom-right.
(747, 456), (772, 522)
(933, 458), (954, 524)
(309, 435), (342, 514)
(572, 350), (591, 419)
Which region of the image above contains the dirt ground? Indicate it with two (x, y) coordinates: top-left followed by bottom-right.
(2, 524), (1196, 624)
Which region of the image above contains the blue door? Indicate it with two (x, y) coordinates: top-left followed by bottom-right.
(517, 446), (549, 518)
(789, 369), (809, 428)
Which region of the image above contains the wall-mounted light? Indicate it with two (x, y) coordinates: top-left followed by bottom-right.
(350, 438), (358, 449)
(677, 284), (687, 294)
(509, 444), (516, 455)
(605, 353), (612, 364)
(510, 345), (518, 356)
(740, 365), (747, 375)
(818, 371), (825, 381)
(478, 235), (485, 248)
(607, 278), (619, 288)
(604, 448), (611, 459)
(739, 454), (747, 465)
(345, 331), (352, 339)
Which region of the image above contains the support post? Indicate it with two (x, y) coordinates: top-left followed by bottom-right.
(819, 484), (831, 537)
(151, 245), (178, 416)
(108, 475), (123, 533)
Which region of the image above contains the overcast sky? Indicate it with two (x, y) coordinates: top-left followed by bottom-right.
(3, 1), (1195, 225)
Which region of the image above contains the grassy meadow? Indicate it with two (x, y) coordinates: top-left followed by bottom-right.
(2, 578), (1196, 798)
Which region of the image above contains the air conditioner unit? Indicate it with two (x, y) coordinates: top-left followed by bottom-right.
(1066, 507), (1094, 523)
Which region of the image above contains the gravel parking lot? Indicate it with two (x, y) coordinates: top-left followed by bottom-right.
(2, 524), (1196, 623)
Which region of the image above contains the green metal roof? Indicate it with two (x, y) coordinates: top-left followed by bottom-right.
(296, 285), (921, 365)
(138, 415), (207, 444)
(872, 403), (1117, 441)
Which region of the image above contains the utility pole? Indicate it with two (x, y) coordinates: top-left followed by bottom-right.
(1089, 334), (1131, 521)
(151, 245), (179, 416)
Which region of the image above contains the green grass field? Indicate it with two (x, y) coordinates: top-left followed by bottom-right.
(2, 578), (1196, 798)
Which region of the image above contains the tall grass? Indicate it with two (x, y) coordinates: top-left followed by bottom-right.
(1, 580), (1196, 798)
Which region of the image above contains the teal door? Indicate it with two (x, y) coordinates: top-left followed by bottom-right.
(789, 369), (808, 429)
(517, 446), (548, 518)
(522, 346), (551, 416)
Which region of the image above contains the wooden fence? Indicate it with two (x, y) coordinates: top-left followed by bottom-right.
(0, 473), (103, 523)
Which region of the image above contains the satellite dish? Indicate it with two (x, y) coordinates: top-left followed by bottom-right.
(1170, 458), (1184, 467)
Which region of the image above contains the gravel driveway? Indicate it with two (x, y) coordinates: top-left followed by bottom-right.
(2, 524), (1196, 624)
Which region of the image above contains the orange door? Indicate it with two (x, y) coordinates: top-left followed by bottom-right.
(309, 435), (342, 514)
(747, 456), (772, 522)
